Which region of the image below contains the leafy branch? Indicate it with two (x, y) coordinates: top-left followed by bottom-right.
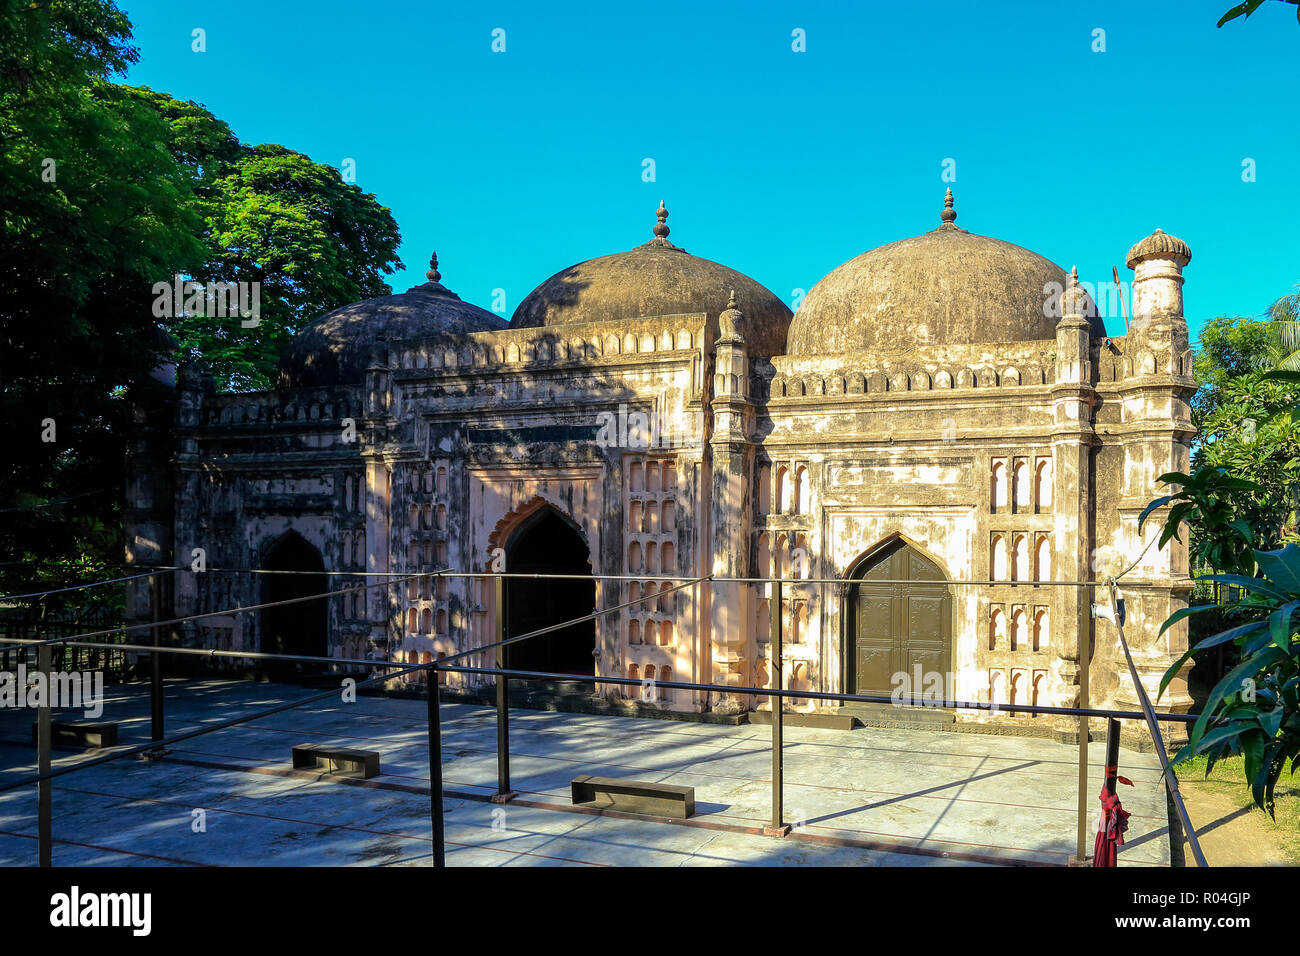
(1218, 0), (1300, 27)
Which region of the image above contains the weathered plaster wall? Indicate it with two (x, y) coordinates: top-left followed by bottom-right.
(151, 241), (1197, 728)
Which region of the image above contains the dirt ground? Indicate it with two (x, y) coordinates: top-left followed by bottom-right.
(1174, 757), (1300, 867)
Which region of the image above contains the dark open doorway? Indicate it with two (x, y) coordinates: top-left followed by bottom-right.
(503, 508), (596, 676)
(261, 531), (328, 680)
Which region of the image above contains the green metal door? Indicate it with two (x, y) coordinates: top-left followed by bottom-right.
(853, 540), (951, 697)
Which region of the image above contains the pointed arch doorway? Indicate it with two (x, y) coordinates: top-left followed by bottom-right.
(261, 531), (328, 680)
(846, 537), (952, 699)
(503, 507), (596, 676)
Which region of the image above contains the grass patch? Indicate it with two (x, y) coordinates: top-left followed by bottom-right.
(1173, 754), (1300, 863)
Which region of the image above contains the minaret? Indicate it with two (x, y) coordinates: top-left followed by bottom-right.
(1114, 229), (1196, 724)
(363, 334), (393, 658)
(708, 291), (756, 714)
(1050, 267), (1097, 727)
(1128, 230), (1190, 329)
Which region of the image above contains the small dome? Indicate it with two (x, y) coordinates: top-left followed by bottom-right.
(511, 203), (793, 358)
(1126, 228), (1191, 269)
(787, 193), (1103, 356)
(278, 254), (506, 387)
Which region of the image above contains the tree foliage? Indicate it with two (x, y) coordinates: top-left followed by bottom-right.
(1156, 544), (1300, 817)
(1, 0), (203, 596)
(1193, 315), (1278, 425)
(1218, 0), (1300, 27)
(1, 1), (404, 597)
(126, 87), (403, 391)
(1176, 313), (1300, 576)
(1142, 368), (1299, 580)
(1262, 285), (1300, 371)
(1145, 371), (1300, 813)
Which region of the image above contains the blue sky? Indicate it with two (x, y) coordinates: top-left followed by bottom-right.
(118, 0), (1299, 340)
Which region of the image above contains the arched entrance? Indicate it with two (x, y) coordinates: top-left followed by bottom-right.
(846, 537), (952, 699)
(261, 531), (328, 679)
(503, 507), (596, 676)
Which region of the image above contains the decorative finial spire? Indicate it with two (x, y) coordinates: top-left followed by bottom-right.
(653, 200), (670, 239)
(718, 288), (745, 346)
(940, 188), (956, 225)
(426, 252), (441, 283)
(1061, 265), (1090, 323)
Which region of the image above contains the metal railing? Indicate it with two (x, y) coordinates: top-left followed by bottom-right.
(0, 567), (1208, 867)
(0, 608), (131, 682)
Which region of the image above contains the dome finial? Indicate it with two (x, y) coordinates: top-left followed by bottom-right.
(426, 252), (441, 283)
(653, 200), (670, 239)
(940, 188), (956, 225)
(727, 289), (736, 310)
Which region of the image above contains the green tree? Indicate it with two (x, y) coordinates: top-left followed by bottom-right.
(1178, 310), (1300, 577)
(1262, 285), (1300, 371)
(1143, 371), (1300, 813)
(1, 0), (204, 598)
(1, 2), (404, 600)
(1157, 543), (1300, 816)
(126, 87), (403, 392)
(1193, 314), (1276, 427)
(1198, 371), (1300, 549)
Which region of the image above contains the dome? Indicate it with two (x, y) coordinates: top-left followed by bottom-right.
(511, 202), (793, 358)
(1126, 228), (1191, 269)
(278, 254), (507, 387)
(786, 191), (1103, 356)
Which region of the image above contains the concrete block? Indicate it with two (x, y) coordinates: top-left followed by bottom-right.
(291, 743), (380, 779)
(571, 774), (694, 819)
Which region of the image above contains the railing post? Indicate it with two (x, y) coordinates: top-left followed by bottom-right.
(491, 574), (516, 804)
(149, 573), (164, 754)
(766, 579), (789, 837)
(1103, 716), (1121, 797)
(1073, 607), (1093, 864)
(36, 602), (52, 867)
(428, 662), (445, 867)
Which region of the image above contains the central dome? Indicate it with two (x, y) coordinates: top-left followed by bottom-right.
(512, 203), (792, 358)
(787, 191), (1102, 356)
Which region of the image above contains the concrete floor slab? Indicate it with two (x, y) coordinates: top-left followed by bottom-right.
(0, 679), (1171, 867)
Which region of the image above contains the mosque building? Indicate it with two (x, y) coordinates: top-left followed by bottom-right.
(125, 192), (1197, 730)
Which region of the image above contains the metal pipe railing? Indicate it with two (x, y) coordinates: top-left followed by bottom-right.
(1104, 579), (1208, 868)
(99, 560), (1134, 586)
(0, 656), (436, 796)
(0, 649), (1204, 867)
(3, 567), (433, 652)
(769, 579), (787, 836)
(0, 633), (1205, 723)
(0, 569), (1208, 868)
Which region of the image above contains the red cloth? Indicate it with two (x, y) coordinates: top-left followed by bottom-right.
(1092, 768), (1132, 867)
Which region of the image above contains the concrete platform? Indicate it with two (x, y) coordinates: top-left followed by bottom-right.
(0, 679), (1171, 867)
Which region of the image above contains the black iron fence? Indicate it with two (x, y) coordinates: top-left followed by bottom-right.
(0, 608), (130, 681)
